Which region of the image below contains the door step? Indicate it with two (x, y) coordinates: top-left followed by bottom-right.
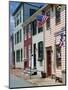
(24, 68), (37, 75)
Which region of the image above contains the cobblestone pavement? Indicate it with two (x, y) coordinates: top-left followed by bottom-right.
(10, 68), (64, 87)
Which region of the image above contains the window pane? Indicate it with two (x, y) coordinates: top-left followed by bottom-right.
(17, 19), (19, 25)
(20, 11), (21, 23)
(32, 20), (36, 35)
(42, 10), (45, 15)
(17, 31), (19, 43)
(20, 29), (22, 42)
(16, 50), (20, 62)
(15, 33), (16, 44)
(21, 49), (22, 62)
(55, 6), (60, 24)
(38, 41), (43, 61)
(38, 27), (43, 33)
(56, 45), (61, 68)
(46, 10), (50, 30)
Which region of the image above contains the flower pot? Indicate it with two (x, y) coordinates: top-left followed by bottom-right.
(41, 71), (46, 78)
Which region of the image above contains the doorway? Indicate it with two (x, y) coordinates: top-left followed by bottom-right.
(33, 43), (36, 69)
(46, 47), (52, 76)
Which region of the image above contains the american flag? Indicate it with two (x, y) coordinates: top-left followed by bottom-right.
(36, 14), (48, 28)
(59, 33), (64, 47)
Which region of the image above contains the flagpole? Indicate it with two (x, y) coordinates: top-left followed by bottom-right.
(43, 24), (45, 73)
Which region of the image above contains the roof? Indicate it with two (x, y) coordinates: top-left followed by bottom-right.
(12, 2), (40, 16)
(22, 4), (65, 27)
(12, 3), (22, 16)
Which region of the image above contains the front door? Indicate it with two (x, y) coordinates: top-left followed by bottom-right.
(46, 47), (51, 76)
(33, 44), (36, 69)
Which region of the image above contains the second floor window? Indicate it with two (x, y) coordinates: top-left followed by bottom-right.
(38, 27), (43, 33)
(28, 24), (31, 38)
(15, 33), (16, 44)
(42, 10), (45, 15)
(55, 6), (61, 24)
(17, 31), (19, 43)
(46, 10), (50, 30)
(32, 20), (37, 35)
(15, 29), (22, 45)
(20, 29), (22, 42)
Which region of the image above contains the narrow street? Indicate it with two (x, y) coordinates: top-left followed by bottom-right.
(9, 74), (35, 88)
(9, 68), (63, 88)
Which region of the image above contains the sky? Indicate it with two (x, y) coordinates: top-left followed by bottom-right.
(9, 1), (20, 35)
(9, 1), (45, 35)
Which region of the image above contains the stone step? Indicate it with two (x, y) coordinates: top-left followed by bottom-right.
(24, 68), (37, 74)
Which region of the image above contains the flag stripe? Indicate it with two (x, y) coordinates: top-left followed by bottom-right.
(36, 15), (48, 28)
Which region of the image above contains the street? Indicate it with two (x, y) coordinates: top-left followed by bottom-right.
(9, 74), (34, 88)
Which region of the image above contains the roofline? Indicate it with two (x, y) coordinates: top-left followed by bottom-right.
(12, 2), (40, 16)
(24, 2), (41, 8)
(12, 2), (22, 16)
(22, 4), (65, 27)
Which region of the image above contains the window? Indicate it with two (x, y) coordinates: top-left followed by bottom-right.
(42, 10), (45, 15)
(55, 6), (61, 24)
(46, 10), (50, 30)
(20, 11), (21, 23)
(15, 33), (16, 44)
(20, 29), (22, 42)
(38, 41), (43, 61)
(17, 19), (19, 25)
(24, 27), (27, 40)
(38, 27), (43, 33)
(30, 9), (36, 16)
(56, 45), (61, 68)
(15, 18), (16, 27)
(16, 11), (21, 26)
(16, 50), (20, 62)
(32, 20), (36, 35)
(15, 29), (22, 44)
(17, 31), (19, 43)
(24, 47), (27, 58)
(28, 24), (31, 38)
(26, 25), (29, 34)
(21, 49), (22, 62)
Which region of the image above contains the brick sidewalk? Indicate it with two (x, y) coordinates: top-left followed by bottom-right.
(10, 68), (30, 80)
(10, 68), (63, 86)
(27, 77), (63, 86)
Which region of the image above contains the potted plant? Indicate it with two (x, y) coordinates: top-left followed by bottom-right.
(41, 71), (46, 78)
